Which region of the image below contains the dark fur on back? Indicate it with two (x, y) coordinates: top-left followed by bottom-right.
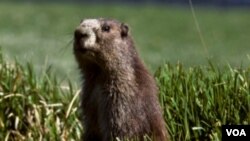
(73, 18), (169, 141)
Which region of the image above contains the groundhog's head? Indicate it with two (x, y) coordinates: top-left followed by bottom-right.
(74, 18), (136, 70)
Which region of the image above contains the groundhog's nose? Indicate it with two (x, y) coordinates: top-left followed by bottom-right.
(74, 28), (89, 40)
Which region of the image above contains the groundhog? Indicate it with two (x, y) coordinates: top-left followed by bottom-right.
(73, 18), (169, 141)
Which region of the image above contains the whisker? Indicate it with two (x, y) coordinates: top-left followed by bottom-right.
(58, 38), (74, 56)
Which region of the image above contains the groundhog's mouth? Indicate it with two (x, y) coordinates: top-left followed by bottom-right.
(74, 30), (97, 54)
(74, 29), (88, 53)
(73, 40), (88, 54)
(74, 46), (87, 53)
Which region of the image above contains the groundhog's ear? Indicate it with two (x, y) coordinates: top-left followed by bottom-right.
(121, 23), (129, 38)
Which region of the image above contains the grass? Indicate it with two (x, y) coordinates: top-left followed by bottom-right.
(155, 63), (250, 140)
(1, 49), (249, 140)
(0, 49), (82, 140)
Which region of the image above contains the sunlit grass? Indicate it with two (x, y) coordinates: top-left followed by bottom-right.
(0, 50), (82, 140)
(1, 49), (249, 140)
(156, 62), (250, 140)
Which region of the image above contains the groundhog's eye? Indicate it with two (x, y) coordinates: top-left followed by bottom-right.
(102, 24), (110, 32)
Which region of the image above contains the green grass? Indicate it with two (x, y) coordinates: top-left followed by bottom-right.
(0, 49), (82, 140)
(1, 49), (249, 140)
(0, 3), (249, 80)
(155, 63), (250, 140)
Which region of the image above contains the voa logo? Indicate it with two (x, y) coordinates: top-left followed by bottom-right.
(226, 129), (246, 136)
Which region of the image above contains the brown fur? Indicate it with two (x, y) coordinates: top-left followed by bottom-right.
(73, 18), (169, 141)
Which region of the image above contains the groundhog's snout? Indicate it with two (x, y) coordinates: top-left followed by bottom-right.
(74, 19), (101, 48)
(74, 28), (89, 41)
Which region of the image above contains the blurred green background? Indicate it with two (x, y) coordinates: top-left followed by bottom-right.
(0, 2), (249, 81)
